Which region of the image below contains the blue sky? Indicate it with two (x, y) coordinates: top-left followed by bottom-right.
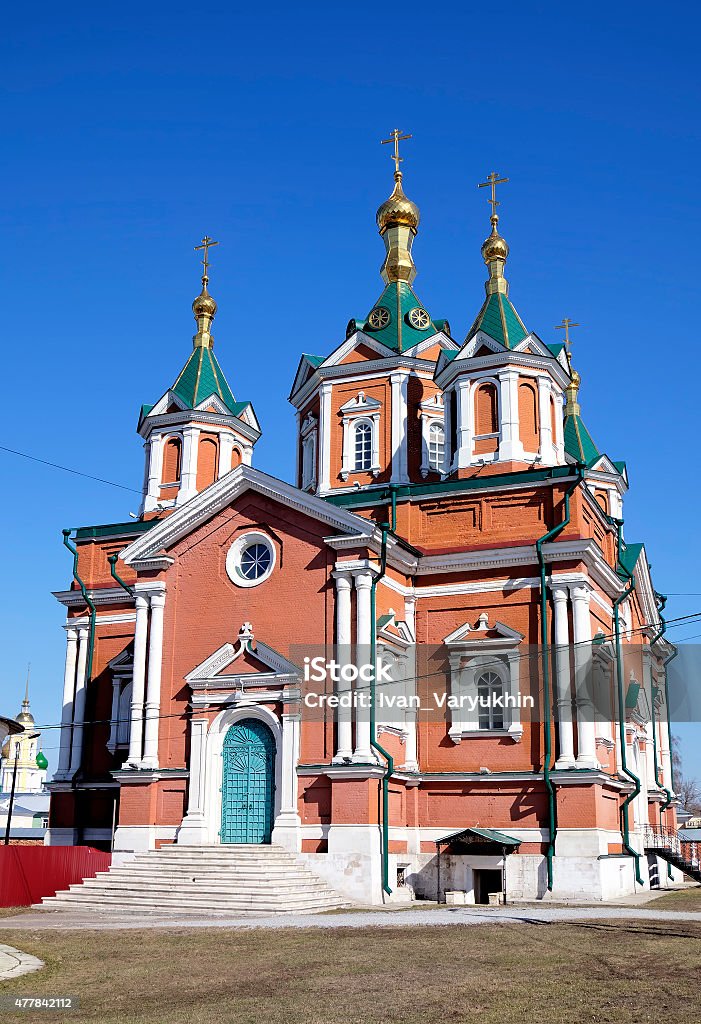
(2, 1), (700, 781)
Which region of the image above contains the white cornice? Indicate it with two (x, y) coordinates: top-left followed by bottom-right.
(290, 357), (439, 410)
(140, 408), (260, 444)
(121, 465), (374, 565)
(54, 586), (134, 609)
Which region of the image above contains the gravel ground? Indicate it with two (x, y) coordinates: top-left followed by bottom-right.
(1, 904), (701, 931)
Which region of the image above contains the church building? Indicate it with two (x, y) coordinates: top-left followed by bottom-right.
(47, 137), (679, 904)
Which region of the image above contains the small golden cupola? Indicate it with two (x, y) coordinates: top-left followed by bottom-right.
(376, 129), (420, 285)
(479, 171), (510, 297)
(192, 235), (219, 349)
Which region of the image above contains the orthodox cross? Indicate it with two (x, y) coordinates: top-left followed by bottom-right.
(381, 129), (412, 174)
(555, 317), (581, 354)
(195, 235), (219, 281)
(478, 171), (509, 217)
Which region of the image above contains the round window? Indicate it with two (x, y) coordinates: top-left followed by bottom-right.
(226, 532), (276, 588)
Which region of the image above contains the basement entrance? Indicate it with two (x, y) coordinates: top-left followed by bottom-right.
(435, 826), (522, 905)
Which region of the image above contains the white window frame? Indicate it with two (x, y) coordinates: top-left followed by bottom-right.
(226, 531), (276, 589)
(419, 394), (445, 478)
(339, 392), (382, 481)
(353, 419), (373, 471)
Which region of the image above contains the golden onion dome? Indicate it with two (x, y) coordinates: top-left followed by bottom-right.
(192, 286), (217, 318)
(481, 218), (509, 264)
(376, 174), (420, 233)
(16, 709), (34, 727)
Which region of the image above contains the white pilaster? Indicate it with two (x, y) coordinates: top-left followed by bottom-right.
(318, 382), (332, 494)
(141, 592), (165, 769)
(333, 571), (353, 762)
(218, 431), (235, 478)
(552, 587), (576, 768)
(456, 378), (473, 467)
(404, 595), (416, 641)
(143, 434), (164, 513)
(353, 571), (374, 762)
(390, 371), (409, 483)
(537, 377), (557, 465)
(178, 426), (200, 504)
(126, 594), (150, 767)
(68, 626), (90, 775)
(571, 584), (597, 769)
(402, 712), (419, 772)
(56, 627), (79, 778)
(497, 370), (525, 462)
(177, 717), (209, 845)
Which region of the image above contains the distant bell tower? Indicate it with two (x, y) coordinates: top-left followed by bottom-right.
(137, 238), (261, 515)
(1, 670), (46, 793)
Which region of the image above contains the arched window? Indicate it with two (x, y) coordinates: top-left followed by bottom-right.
(161, 436), (182, 484)
(518, 381), (539, 451)
(196, 435), (219, 491)
(477, 670), (504, 730)
(475, 383), (499, 435)
(428, 422), (445, 473)
(353, 421), (373, 471)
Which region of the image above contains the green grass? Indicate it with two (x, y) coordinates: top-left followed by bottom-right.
(0, 920), (699, 1023)
(648, 885), (701, 910)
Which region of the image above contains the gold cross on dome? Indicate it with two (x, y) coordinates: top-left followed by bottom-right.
(555, 317), (581, 352)
(381, 129), (412, 175)
(194, 235), (219, 280)
(478, 171), (509, 217)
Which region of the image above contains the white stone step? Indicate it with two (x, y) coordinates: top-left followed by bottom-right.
(39, 844), (349, 914)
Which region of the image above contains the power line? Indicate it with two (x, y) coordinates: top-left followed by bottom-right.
(0, 444), (143, 495)
(23, 608), (701, 735)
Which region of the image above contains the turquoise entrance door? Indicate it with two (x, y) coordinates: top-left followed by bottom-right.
(220, 719), (275, 844)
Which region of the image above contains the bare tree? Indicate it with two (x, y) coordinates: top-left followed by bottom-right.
(672, 735), (701, 817)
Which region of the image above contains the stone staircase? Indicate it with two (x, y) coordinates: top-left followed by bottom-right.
(643, 825), (701, 883)
(37, 845), (350, 915)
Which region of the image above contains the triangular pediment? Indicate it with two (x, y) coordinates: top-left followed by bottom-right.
(377, 610), (414, 646)
(186, 625), (301, 689)
(107, 644), (134, 672)
(339, 391), (382, 414)
(444, 613), (524, 646)
(121, 465), (374, 566)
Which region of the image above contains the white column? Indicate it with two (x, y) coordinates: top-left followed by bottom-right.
(456, 379), (473, 467)
(144, 434), (164, 513)
(68, 626), (90, 774)
(333, 572), (353, 762)
(218, 431), (235, 478)
(242, 443), (254, 466)
(552, 390), (565, 462)
(178, 426), (200, 504)
(353, 571), (374, 761)
(177, 717), (208, 845)
(571, 585), (597, 769)
(272, 711), (303, 851)
(126, 594), (150, 767)
(141, 592), (165, 769)
(404, 595), (416, 641)
(497, 370), (525, 462)
(537, 377), (556, 464)
(107, 681), (121, 754)
(390, 371), (409, 483)
(318, 382), (332, 494)
(56, 628), (79, 778)
(403, 713), (419, 772)
(552, 587), (576, 768)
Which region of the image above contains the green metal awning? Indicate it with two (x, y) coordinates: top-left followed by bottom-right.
(434, 826), (521, 848)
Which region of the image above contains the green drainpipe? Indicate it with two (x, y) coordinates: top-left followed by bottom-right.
(535, 469), (583, 892)
(370, 523), (393, 897)
(108, 553), (134, 597)
(612, 520), (644, 886)
(63, 530), (96, 688)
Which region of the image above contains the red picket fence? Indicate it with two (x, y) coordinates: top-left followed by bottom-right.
(0, 846), (112, 907)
